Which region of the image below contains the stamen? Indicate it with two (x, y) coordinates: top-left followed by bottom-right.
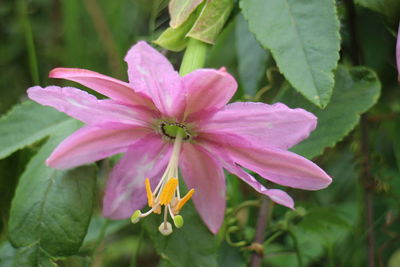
(141, 208), (155, 217)
(173, 215), (184, 228)
(145, 178), (153, 207)
(158, 222), (173, 235)
(168, 205), (184, 228)
(131, 210), (141, 223)
(174, 189), (195, 213)
(133, 128), (195, 234)
(159, 178), (178, 205)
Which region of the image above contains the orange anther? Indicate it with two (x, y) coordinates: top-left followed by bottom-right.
(159, 178), (178, 205)
(145, 178), (153, 207)
(174, 189), (195, 213)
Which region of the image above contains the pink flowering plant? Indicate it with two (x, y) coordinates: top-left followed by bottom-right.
(2, 0), (393, 266)
(28, 41), (331, 234)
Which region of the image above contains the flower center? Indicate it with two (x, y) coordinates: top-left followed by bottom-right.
(130, 128), (195, 235)
(160, 122), (191, 141)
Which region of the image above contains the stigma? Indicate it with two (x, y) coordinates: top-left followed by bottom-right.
(130, 128), (195, 235)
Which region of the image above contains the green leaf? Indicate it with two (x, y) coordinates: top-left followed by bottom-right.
(355, 0), (400, 25)
(206, 20), (237, 75)
(276, 66), (381, 159)
(0, 241), (17, 266)
(0, 241), (57, 267)
(8, 119), (97, 258)
(0, 149), (35, 234)
(218, 242), (246, 267)
(81, 216), (129, 250)
(154, 12), (197, 52)
(293, 207), (352, 252)
(263, 243), (298, 266)
(235, 14), (270, 97)
(143, 203), (218, 267)
(187, 0), (234, 44)
(169, 0), (204, 28)
(241, 0), (340, 108)
(13, 245), (58, 267)
(0, 101), (69, 159)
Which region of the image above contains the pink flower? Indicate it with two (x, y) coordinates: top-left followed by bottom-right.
(27, 41), (331, 234)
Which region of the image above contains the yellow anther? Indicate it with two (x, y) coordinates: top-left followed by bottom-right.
(159, 178), (178, 205)
(130, 210), (141, 224)
(145, 178), (153, 207)
(174, 189), (195, 213)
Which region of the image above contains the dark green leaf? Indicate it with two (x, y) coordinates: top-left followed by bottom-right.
(9, 120), (97, 257)
(276, 66), (381, 159)
(13, 245), (58, 267)
(241, 0), (340, 108)
(217, 242), (246, 267)
(206, 20), (237, 76)
(0, 101), (69, 159)
(235, 14), (269, 97)
(0, 241), (17, 266)
(294, 207), (352, 248)
(355, 0), (400, 25)
(0, 241), (57, 267)
(143, 203), (218, 267)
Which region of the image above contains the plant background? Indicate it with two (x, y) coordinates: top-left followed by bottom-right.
(0, 0), (400, 266)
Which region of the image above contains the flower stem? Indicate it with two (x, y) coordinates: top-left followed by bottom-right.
(250, 196), (272, 267)
(345, 1), (376, 265)
(179, 38), (209, 76)
(288, 230), (303, 267)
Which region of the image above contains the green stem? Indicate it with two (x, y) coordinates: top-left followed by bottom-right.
(233, 200), (260, 215)
(130, 228), (144, 267)
(264, 231), (283, 247)
(179, 38), (209, 76)
(327, 244), (334, 267)
(18, 0), (40, 84)
(288, 230), (303, 267)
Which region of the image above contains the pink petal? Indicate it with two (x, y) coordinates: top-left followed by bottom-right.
(200, 133), (332, 190)
(28, 86), (155, 127)
(199, 102), (317, 149)
(47, 123), (150, 169)
(103, 134), (171, 219)
(200, 142), (294, 208)
(397, 23), (400, 81)
(124, 41), (186, 119)
(179, 143), (225, 234)
(182, 69), (237, 119)
(49, 67), (153, 107)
